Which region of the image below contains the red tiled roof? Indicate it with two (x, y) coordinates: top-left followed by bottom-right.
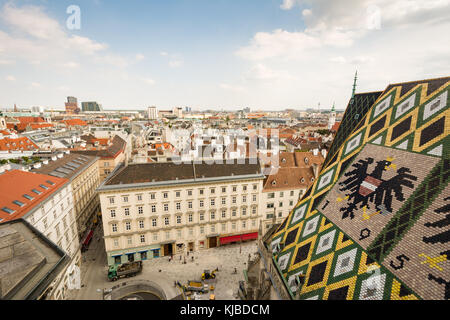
(0, 170), (68, 223)
(263, 167), (315, 191)
(331, 122), (341, 132)
(62, 119), (88, 126)
(15, 117), (45, 124)
(0, 137), (38, 151)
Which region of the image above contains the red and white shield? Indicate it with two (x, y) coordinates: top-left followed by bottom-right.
(359, 176), (382, 196)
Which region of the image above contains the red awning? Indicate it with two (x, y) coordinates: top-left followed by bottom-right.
(241, 232), (258, 241)
(83, 230), (94, 246)
(219, 232), (258, 245)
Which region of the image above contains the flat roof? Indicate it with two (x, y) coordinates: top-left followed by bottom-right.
(0, 220), (68, 300)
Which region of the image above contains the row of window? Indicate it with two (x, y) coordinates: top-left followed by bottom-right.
(266, 190), (299, 199)
(108, 195), (259, 212)
(107, 184), (259, 204)
(110, 206), (258, 221)
(111, 220), (259, 247)
(267, 200), (295, 209)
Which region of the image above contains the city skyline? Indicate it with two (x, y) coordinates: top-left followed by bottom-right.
(1, 0), (449, 110)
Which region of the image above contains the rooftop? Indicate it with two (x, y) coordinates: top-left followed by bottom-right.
(31, 153), (97, 180)
(102, 159), (262, 187)
(0, 170), (68, 222)
(0, 220), (68, 300)
(269, 76), (450, 300)
(72, 135), (126, 159)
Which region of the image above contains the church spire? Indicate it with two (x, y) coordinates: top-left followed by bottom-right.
(350, 70), (358, 104)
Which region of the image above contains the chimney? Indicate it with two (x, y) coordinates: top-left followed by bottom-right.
(51, 156), (57, 161)
(34, 163), (42, 169)
(313, 149), (319, 156)
(43, 159), (49, 165)
(321, 149), (327, 159)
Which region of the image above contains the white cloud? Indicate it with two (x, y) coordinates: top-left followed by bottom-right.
(136, 53), (145, 61)
(62, 61), (79, 68)
(57, 85), (70, 91)
(246, 64), (295, 81)
(0, 4), (120, 69)
(219, 83), (246, 93)
(67, 35), (107, 55)
(142, 78), (156, 86)
(169, 59), (183, 68)
(160, 51), (168, 56)
(31, 82), (41, 88)
(280, 0), (300, 10)
(5, 75), (16, 81)
(233, 0), (450, 108)
(0, 58), (14, 65)
(1, 3), (64, 40)
(330, 56), (347, 64)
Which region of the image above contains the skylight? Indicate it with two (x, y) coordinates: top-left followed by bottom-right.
(23, 194), (34, 200)
(2, 207), (15, 214)
(39, 184), (49, 190)
(32, 189), (42, 195)
(46, 180), (55, 186)
(13, 200), (25, 207)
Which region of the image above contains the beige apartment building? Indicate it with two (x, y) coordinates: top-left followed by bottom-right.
(262, 152), (324, 232)
(32, 152), (101, 239)
(0, 170), (78, 300)
(73, 135), (126, 181)
(97, 160), (265, 266)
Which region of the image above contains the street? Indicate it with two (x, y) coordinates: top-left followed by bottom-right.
(68, 225), (258, 300)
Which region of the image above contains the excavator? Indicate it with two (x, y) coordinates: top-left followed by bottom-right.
(201, 268), (218, 280)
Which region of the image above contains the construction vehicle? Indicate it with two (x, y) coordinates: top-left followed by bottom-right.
(108, 261), (142, 281)
(201, 268), (218, 280)
(185, 280), (207, 292)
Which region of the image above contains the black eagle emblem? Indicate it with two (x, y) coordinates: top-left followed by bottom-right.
(338, 157), (418, 219)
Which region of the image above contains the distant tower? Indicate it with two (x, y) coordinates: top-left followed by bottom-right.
(350, 70), (358, 105)
(14, 104), (18, 112)
(328, 102), (336, 130)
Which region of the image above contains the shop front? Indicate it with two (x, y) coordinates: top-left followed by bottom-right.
(219, 232), (258, 246)
(160, 240), (175, 256)
(207, 234), (220, 248)
(107, 244), (161, 265)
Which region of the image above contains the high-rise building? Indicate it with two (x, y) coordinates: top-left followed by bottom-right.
(173, 107), (183, 118)
(147, 106), (158, 120)
(81, 101), (102, 112)
(65, 96), (79, 114)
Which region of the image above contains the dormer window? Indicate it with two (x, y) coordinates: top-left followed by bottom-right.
(272, 180), (277, 186)
(281, 158), (286, 163)
(311, 178), (315, 182)
(2, 207), (15, 214)
(304, 158), (309, 164)
(13, 200), (25, 207)
(301, 178), (305, 183)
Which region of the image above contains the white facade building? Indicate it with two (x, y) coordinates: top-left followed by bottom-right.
(148, 106), (158, 120)
(97, 160), (265, 266)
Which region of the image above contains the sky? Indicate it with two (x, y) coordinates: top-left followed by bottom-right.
(0, 0), (449, 111)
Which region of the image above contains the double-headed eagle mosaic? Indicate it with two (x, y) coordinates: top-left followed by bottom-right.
(338, 157), (418, 220)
